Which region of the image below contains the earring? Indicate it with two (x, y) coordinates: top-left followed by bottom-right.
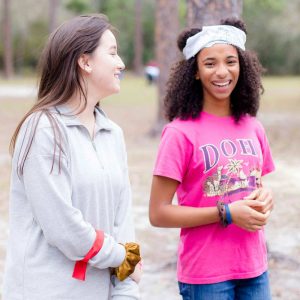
(85, 65), (91, 73)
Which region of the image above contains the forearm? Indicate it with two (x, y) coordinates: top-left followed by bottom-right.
(150, 176), (220, 228)
(150, 203), (219, 228)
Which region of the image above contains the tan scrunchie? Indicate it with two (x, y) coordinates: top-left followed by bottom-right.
(112, 242), (141, 281)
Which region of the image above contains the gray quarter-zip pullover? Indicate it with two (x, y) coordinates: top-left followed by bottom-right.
(2, 106), (139, 299)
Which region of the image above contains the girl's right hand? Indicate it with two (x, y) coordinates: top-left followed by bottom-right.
(129, 260), (143, 283)
(229, 200), (270, 232)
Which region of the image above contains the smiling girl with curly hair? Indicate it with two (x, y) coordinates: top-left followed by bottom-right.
(150, 18), (274, 300)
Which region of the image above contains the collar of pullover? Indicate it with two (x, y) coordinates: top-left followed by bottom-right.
(54, 105), (113, 132)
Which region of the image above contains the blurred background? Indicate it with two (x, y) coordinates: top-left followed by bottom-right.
(0, 0), (300, 299)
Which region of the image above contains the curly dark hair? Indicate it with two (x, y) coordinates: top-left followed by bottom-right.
(164, 18), (264, 122)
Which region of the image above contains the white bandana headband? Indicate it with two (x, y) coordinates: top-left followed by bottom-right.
(183, 25), (246, 60)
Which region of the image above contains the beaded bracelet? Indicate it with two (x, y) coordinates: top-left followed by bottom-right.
(216, 201), (232, 227)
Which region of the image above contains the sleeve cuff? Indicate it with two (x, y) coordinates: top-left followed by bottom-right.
(111, 277), (140, 300)
(111, 242), (126, 268)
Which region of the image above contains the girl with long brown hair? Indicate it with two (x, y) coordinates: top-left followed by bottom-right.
(3, 14), (141, 299)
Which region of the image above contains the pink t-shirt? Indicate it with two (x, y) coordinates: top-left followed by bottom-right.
(153, 112), (275, 284)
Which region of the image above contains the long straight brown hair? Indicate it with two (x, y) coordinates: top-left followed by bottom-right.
(10, 14), (112, 175)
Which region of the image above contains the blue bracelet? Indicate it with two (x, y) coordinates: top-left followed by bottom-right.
(224, 204), (232, 225)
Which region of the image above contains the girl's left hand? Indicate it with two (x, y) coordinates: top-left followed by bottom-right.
(243, 188), (273, 214)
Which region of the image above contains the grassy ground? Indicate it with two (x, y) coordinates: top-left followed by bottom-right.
(0, 75), (299, 299)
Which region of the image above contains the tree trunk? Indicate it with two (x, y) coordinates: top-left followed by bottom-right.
(49, 0), (59, 34)
(133, 0), (143, 74)
(186, 0), (243, 28)
(151, 0), (179, 136)
(2, 0), (14, 78)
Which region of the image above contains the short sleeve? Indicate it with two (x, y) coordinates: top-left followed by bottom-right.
(153, 126), (193, 182)
(256, 121), (275, 176)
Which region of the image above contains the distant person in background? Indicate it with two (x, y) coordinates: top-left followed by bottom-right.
(144, 60), (160, 84)
(149, 18), (274, 300)
(3, 14), (141, 300)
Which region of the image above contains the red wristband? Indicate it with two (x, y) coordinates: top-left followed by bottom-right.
(72, 230), (104, 281)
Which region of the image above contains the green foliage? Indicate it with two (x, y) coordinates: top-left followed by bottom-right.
(141, 1), (155, 64)
(98, 0), (155, 67)
(66, 0), (91, 13)
(100, 0), (136, 67)
(243, 0), (300, 74)
(2, 0), (300, 75)
(179, 0), (187, 28)
(12, 20), (48, 74)
(0, 44), (3, 70)
(244, 0), (285, 13)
